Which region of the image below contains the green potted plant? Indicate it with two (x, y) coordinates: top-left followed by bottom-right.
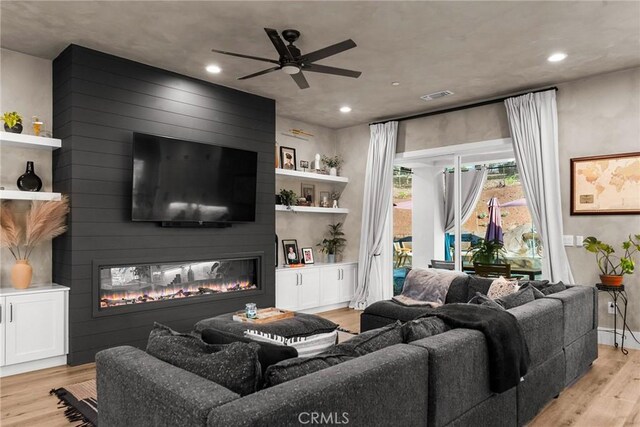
(317, 222), (346, 263)
(583, 235), (640, 286)
(2, 111), (23, 134)
(321, 155), (343, 176)
(466, 238), (507, 264)
(278, 189), (297, 211)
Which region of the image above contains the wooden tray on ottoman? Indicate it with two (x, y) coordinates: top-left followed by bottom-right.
(232, 307), (295, 324)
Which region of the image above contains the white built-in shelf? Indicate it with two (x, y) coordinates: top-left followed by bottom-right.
(0, 283), (69, 296)
(0, 132), (61, 150)
(276, 168), (349, 183)
(0, 190), (62, 201)
(276, 205), (349, 214)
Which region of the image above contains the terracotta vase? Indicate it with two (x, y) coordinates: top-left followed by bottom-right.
(600, 274), (623, 287)
(11, 259), (33, 289)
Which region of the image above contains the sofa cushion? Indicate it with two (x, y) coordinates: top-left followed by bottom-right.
(194, 312), (337, 338)
(146, 323), (262, 396)
(497, 287), (536, 309)
(201, 328), (298, 375)
(546, 285), (596, 345)
(243, 330), (337, 357)
(363, 300), (434, 322)
(468, 292), (505, 311)
(327, 321), (404, 357)
(445, 275), (472, 304)
(402, 316), (451, 342)
(540, 281), (567, 295)
(518, 282), (546, 299)
(467, 276), (495, 300)
(263, 353), (355, 387)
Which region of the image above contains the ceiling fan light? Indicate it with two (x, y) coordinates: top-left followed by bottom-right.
(282, 64), (301, 75)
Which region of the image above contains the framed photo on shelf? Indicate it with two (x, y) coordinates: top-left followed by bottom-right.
(570, 152), (640, 215)
(319, 191), (331, 207)
(280, 146), (297, 171)
(282, 239), (300, 264)
(301, 247), (315, 264)
(301, 183), (315, 205)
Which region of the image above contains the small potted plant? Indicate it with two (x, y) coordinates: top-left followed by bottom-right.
(583, 235), (640, 286)
(321, 155), (343, 176)
(2, 111), (23, 134)
(466, 238), (507, 264)
(317, 222), (346, 263)
(278, 189), (297, 211)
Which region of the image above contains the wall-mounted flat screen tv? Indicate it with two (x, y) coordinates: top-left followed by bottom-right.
(132, 133), (258, 224)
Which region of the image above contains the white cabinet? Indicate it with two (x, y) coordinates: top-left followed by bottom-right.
(0, 284), (69, 377)
(276, 262), (357, 312)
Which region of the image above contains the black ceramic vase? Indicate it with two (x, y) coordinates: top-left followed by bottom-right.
(17, 161), (43, 192)
(4, 123), (23, 134)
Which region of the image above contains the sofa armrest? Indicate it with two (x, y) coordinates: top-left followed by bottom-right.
(546, 285), (597, 344)
(97, 346), (239, 427)
(207, 344), (429, 427)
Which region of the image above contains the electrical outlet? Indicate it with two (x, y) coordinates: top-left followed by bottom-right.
(608, 301), (616, 315)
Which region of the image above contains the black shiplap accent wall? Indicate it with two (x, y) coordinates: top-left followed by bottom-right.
(52, 45), (276, 365)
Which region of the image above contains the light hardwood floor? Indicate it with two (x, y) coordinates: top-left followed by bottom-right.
(1, 307), (638, 426)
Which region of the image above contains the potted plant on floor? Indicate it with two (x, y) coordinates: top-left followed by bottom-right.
(2, 111), (23, 134)
(583, 235), (640, 286)
(317, 222), (346, 263)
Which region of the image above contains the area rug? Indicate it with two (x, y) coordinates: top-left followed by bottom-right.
(50, 379), (98, 427)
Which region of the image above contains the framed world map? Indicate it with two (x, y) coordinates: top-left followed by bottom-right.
(571, 152), (640, 215)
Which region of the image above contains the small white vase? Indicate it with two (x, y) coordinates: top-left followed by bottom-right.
(327, 254), (336, 263)
(330, 167), (337, 176)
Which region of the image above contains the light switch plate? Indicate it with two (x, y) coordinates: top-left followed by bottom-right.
(563, 235), (574, 246)
(575, 235), (584, 246)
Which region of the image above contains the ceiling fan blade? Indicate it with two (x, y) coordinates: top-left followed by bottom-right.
(303, 64), (361, 78)
(290, 72), (310, 89)
(211, 48), (279, 64)
(238, 66), (281, 80)
(264, 28), (294, 61)
(302, 39), (357, 63)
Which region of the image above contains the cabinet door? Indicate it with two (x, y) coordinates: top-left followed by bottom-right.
(5, 292), (65, 365)
(320, 266), (342, 305)
(340, 264), (358, 302)
(276, 270), (299, 311)
(297, 269), (321, 310)
(0, 297), (5, 367)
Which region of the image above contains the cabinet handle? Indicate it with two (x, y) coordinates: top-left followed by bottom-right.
(300, 273), (303, 286)
(296, 273), (299, 286)
(9, 303), (12, 323)
(340, 269), (343, 280)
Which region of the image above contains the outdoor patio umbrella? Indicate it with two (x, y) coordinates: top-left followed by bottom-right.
(485, 197), (503, 245)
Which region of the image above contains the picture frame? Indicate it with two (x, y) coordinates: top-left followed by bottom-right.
(301, 247), (315, 264)
(301, 183), (315, 205)
(280, 146), (297, 171)
(319, 191), (331, 208)
(570, 152), (640, 215)
(300, 160), (310, 171)
(282, 239), (300, 265)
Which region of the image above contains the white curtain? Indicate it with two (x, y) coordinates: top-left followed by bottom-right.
(504, 90), (574, 283)
(351, 121), (398, 309)
(443, 167), (488, 232)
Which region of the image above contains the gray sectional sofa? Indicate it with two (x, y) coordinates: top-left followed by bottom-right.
(96, 285), (597, 427)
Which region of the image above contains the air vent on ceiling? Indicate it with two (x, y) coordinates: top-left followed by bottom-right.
(420, 90), (454, 101)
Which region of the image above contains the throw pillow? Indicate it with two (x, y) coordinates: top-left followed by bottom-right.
(541, 281), (567, 295)
(243, 330), (338, 357)
(467, 292), (505, 311)
(496, 287), (536, 309)
(466, 276), (496, 300)
(264, 353), (355, 388)
(402, 316), (451, 342)
(487, 276), (519, 300)
(518, 282), (546, 299)
(520, 280), (550, 290)
(325, 321), (404, 357)
(146, 323), (261, 396)
(201, 328), (298, 374)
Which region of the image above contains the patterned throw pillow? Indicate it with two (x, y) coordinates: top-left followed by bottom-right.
(487, 276), (520, 300)
(243, 330), (338, 357)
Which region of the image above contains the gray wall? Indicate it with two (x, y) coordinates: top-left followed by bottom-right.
(337, 67), (640, 332)
(0, 48), (53, 287)
(52, 45), (276, 364)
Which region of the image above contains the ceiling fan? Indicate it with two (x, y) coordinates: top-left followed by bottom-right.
(211, 28), (361, 89)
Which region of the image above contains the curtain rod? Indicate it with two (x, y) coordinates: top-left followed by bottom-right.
(370, 86), (558, 126)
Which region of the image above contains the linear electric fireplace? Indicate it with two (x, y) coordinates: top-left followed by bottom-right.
(93, 255), (262, 317)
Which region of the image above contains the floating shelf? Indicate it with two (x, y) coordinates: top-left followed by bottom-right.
(0, 132), (61, 150)
(0, 190), (62, 201)
(276, 168), (348, 183)
(276, 205), (349, 214)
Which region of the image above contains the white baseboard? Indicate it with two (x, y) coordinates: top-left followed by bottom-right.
(299, 302), (350, 314)
(0, 355), (67, 377)
(597, 327), (640, 351)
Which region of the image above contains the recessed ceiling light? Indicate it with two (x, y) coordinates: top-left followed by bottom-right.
(547, 53), (567, 63)
(206, 64), (222, 74)
(339, 106), (352, 113)
(391, 81), (400, 86)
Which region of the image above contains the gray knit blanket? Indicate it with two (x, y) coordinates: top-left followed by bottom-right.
(392, 268), (466, 307)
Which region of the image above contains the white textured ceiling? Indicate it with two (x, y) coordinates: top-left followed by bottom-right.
(1, 1), (639, 128)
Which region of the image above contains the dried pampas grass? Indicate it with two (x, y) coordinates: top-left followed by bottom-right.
(1, 202), (23, 259)
(24, 195), (70, 259)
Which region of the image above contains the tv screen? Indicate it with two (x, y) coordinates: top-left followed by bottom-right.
(132, 133), (257, 223)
